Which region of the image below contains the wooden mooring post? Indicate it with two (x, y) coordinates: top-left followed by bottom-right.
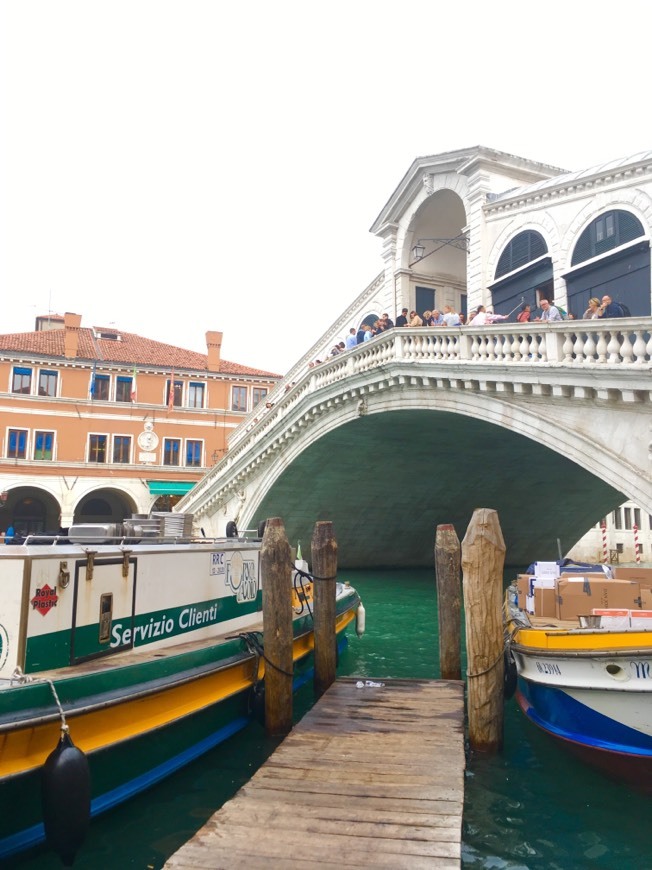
(260, 517), (293, 737)
(312, 520), (337, 697)
(461, 508), (506, 753)
(434, 523), (462, 680)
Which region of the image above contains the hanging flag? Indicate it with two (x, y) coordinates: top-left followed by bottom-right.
(130, 365), (137, 402)
(89, 362), (97, 399)
(168, 371), (175, 411)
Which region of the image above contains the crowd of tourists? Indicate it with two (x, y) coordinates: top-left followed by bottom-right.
(316, 294), (632, 363)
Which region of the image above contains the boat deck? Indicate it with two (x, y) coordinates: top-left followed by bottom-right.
(164, 677), (465, 869)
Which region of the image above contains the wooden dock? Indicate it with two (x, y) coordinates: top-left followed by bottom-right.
(165, 677), (466, 869)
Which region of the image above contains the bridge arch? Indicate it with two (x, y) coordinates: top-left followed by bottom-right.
(182, 323), (651, 568)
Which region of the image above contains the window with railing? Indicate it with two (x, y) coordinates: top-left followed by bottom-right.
(115, 376), (133, 403)
(188, 382), (205, 408)
(231, 386), (247, 412)
(8, 429), (28, 459)
(92, 374), (110, 401)
(12, 367), (32, 394)
(185, 440), (202, 467)
(88, 434), (108, 463)
(113, 435), (132, 463)
(38, 370), (58, 397)
(163, 438), (181, 466)
(34, 431), (54, 460)
(166, 380), (183, 408)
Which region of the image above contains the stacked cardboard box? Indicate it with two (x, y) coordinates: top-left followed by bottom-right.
(515, 567), (652, 621)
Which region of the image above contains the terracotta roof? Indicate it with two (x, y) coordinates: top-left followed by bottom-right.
(0, 326), (280, 378)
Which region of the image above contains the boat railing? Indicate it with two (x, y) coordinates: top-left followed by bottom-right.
(5, 531), (264, 547)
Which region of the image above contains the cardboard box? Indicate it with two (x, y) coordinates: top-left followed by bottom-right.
(590, 609), (631, 630)
(556, 577), (642, 620)
(533, 561), (560, 579)
(614, 567), (652, 584)
(629, 610), (652, 630)
(641, 587), (652, 609)
(516, 575), (532, 610)
(534, 585), (557, 618)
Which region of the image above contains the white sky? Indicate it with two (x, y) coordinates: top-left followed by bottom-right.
(1, 1), (651, 375)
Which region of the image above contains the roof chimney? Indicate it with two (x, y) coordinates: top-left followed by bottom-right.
(206, 331), (222, 372)
(64, 312), (82, 358)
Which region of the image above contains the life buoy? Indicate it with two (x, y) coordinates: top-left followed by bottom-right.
(41, 730), (91, 867)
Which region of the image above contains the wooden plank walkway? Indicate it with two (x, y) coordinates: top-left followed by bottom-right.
(165, 677), (466, 869)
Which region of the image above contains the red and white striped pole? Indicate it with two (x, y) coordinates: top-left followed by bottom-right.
(633, 524), (641, 564)
(601, 519), (609, 564)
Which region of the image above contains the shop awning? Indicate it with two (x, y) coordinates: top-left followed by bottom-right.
(147, 481), (196, 496)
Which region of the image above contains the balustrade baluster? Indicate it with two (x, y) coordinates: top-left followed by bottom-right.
(508, 333), (519, 363)
(620, 331), (634, 364)
(607, 331), (621, 364)
(562, 331), (575, 363)
(596, 331), (608, 363)
(471, 333), (480, 361)
(486, 334), (497, 360)
(572, 331), (584, 364)
(584, 331), (597, 363)
(632, 330), (647, 364)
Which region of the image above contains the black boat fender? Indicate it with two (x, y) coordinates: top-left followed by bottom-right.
(41, 727), (91, 867)
(249, 680), (266, 726)
(503, 646), (518, 700)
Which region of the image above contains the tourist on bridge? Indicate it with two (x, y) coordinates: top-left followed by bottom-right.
(429, 310), (445, 326)
(517, 303), (531, 323)
(534, 299), (562, 321)
(380, 313), (394, 330)
(396, 308), (409, 327)
(408, 311), (424, 327)
(598, 294), (626, 318)
(442, 305), (461, 326)
(469, 305), (509, 326)
(583, 298), (601, 319)
(345, 328), (357, 349)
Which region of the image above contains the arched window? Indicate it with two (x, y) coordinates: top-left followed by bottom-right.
(571, 210), (644, 266)
(495, 231), (548, 279)
(80, 498), (112, 517)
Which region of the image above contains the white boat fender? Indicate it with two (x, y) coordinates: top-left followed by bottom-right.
(503, 647), (517, 700)
(41, 727), (91, 867)
(355, 602), (366, 638)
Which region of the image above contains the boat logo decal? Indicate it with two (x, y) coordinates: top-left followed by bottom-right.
(0, 623), (8, 670)
(31, 584), (59, 616)
(225, 551), (258, 603)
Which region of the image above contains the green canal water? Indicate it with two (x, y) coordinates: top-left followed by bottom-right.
(9, 569), (652, 869)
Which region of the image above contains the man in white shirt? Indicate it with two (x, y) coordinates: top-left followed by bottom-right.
(536, 299), (562, 321)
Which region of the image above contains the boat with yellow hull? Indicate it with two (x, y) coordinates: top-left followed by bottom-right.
(0, 519), (362, 861)
(505, 570), (652, 790)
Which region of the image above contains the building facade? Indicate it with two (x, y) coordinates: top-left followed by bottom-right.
(0, 313), (279, 535)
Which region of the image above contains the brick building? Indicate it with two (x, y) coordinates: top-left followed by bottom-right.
(0, 313), (279, 534)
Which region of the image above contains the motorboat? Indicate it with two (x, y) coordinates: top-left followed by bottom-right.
(504, 560), (652, 790)
(0, 515), (362, 862)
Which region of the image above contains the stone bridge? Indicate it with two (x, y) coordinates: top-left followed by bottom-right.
(179, 320), (652, 568)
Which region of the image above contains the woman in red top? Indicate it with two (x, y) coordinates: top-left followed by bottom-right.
(516, 303), (531, 323)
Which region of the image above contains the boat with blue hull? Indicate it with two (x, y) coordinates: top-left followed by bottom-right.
(0, 517), (362, 861)
(505, 562), (652, 790)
